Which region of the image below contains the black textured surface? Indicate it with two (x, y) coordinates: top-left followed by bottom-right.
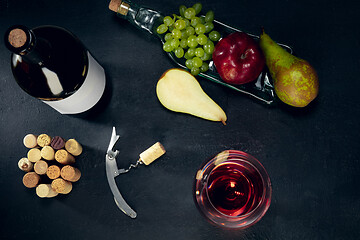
(1, 0), (359, 239)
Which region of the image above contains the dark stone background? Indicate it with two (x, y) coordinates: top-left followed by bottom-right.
(1, 0), (359, 239)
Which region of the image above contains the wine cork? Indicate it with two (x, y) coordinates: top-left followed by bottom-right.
(34, 160), (48, 175)
(37, 134), (51, 147)
(41, 146), (55, 160)
(50, 136), (66, 150)
(55, 149), (75, 164)
(51, 178), (72, 194)
(61, 165), (81, 182)
(23, 134), (38, 148)
(65, 139), (82, 156)
(8, 28), (27, 48)
(27, 148), (41, 163)
(46, 165), (61, 179)
(36, 184), (58, 198)
(23, 172), (40, 188)
(109, 0), (122, 12)
(18, 158), (33, 172)
(139, 142), (166, 165)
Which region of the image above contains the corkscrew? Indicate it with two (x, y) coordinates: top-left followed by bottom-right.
(105, 127), (166, 218)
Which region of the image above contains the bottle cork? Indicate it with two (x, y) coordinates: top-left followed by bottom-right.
(61, 165), (81, 182)
(50, 136), (66, 150)
(23, 134), (38, 148)
(139, 142), (166, 165)
(55, 149), (75, 164)
(27, 148), (41, 163)
(37, 134), (51, 147)
(109, 0), (121, 12)
(65, 139), (82, 156)
(41, 146), (55, 160)
(36, 184), (58, 198)
(34, 160), (48, 175)
(51, 178), (72, 194)
(8, 28), (27, 48)
(46, 165), (61, 179)
(109, 0), (129, 15)
(23, 172), (40, 188)
(18, 157), (33, 172)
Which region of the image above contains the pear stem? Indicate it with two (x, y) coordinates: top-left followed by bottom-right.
(260, 26), (265, 35)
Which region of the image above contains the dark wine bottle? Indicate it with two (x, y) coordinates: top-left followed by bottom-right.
(4, 25), (106, 114)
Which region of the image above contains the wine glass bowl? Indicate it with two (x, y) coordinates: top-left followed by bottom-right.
(193, 150), (272, 229)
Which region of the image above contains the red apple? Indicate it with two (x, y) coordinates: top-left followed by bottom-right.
(213, 32), (265, 85)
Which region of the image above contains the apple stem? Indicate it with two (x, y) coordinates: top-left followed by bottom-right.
(221, 120), (227, 125)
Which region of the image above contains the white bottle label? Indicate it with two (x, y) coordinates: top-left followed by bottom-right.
(42, 52), (106, 114)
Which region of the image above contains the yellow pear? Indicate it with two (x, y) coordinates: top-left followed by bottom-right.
(259, 30), (319, 107)
(156, 69), (227, 124)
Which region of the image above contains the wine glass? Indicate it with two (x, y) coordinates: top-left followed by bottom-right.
(193, 150), (272, 229)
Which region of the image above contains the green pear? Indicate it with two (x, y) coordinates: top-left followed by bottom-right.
(259, 30), (319, 107)
(156, 68), (227, 124)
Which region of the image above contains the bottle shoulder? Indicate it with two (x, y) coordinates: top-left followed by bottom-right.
(10, 25), (89, 100)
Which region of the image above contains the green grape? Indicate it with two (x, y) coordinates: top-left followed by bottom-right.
(172, 29), (182, 39)
(191, 17), (201, 27)
(163, 16), (174, 26)
(195, 47), (205, 57)
(184, 8), (196, 19)
(201, 52), (211, 61)
(164, 33), (173, 42)
(192, 3), (202, 15)
(187, 48), (196, 57)
(180, 38), (188, 48)
(204, 22), (214, 33)
(191, 67), (200, 76)
(200, 62), (209, 72)
(181, 30), (188, 39)
(192, 57), (203, 68)
(184, 52), (191, 60)
(163, 41), (173, 52)
(187, 35), (198, 48)
(205, 10), (215, 22)
(174, 47), (184, 58)
(185, 26), (195, 36)
(197, 34), (208, 45)
(157, 24), (168, 34)
(161, 3), (217, 70)
(184, 19), (190, 28)
(203, 40), (215, 54)
(195, 24), (206, 35)
(209, 31), (221, 41)
(179, 5), (186, 17)
(171, 39), (180, 48)
(175, 19), (186, 30)
(185, 59), (193, 69)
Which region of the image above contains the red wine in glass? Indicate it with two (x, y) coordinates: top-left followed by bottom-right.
(194, 150), (271, 229)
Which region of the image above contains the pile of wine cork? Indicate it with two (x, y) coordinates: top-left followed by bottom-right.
(18, 133), (83, 198)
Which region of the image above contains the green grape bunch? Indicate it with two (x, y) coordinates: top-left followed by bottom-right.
(156, 3), (221, 76)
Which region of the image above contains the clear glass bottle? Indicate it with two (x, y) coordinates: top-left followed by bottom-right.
(4, 25), (106, 114)
(109, 0), (292, 105)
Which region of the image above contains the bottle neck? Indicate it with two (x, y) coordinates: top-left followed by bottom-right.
(114, 0), (162, 35)
(5, 25), (51, 66)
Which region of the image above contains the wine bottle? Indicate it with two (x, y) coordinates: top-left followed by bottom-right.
(108, 0), (292, 105)
(4, 25), (106, 114)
